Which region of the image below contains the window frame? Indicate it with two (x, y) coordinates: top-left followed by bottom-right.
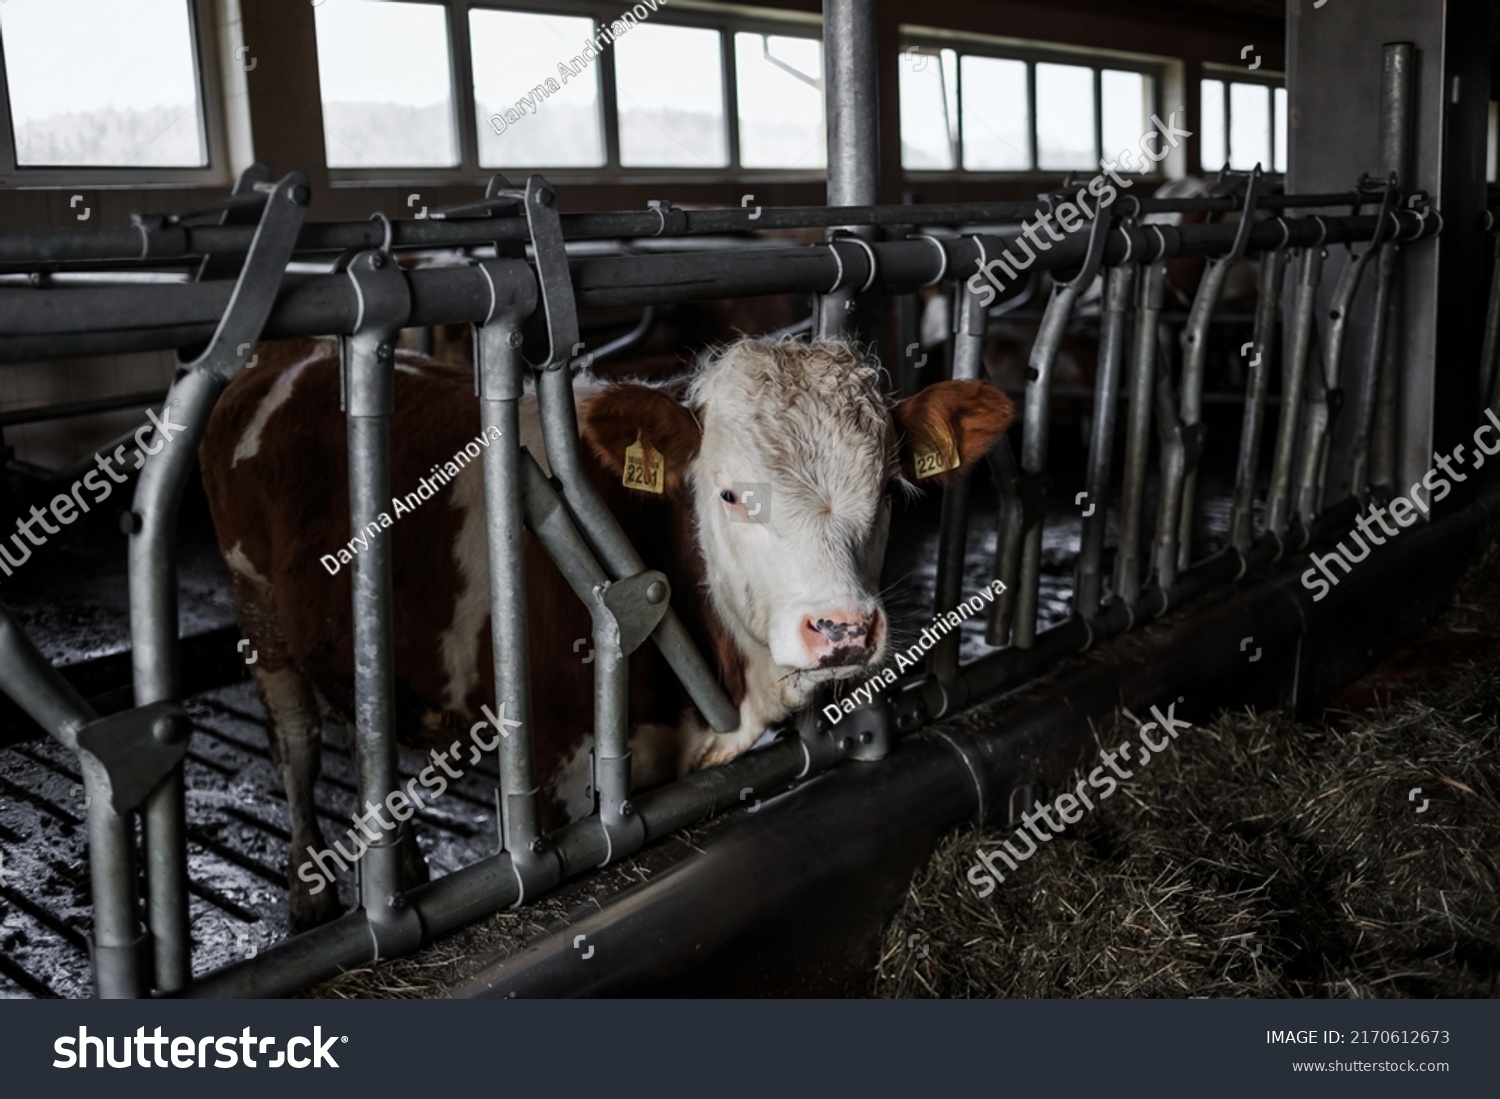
(898, 30), (1168, 180)
(323, 0), (827, 187)
(0, 0), (229, 188)
(1200, 64), (1287, 176)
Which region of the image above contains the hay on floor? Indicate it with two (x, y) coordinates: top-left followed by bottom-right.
(873, 538), (1500, 999)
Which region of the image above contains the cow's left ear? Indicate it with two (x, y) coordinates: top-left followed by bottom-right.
(892, 379), (1014, 485)
(582, 383), (702, 497)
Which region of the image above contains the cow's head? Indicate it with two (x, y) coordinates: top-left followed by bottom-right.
(584, 339), (1012, 712)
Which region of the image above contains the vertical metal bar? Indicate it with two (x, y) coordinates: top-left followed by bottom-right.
(474, 260), (546, 893)
(340, 252), (416, 955)
(1483, 235), (1500, 411)
(1075, 263), (1134, 619)
(1366, 43), (1415, 496)
(1173, 256), (1233, 571)
(823, 0), (879, 214)
(984, 439), (1024, 646)
(128, 173), (305, 993)
(1150, 353), (1187, 592)
(127, 382), (207, 995)
(1229, 249), (1288, 553)
(1266, 246), (1324, 540)
(1347, 241), (1399, 498)
(1014, 282), (1080, 647)
(930, 281), (984, 683)
(1114, 260), (1165, 606)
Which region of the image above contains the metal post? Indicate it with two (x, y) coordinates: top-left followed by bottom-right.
(930, 281), (984, 685)
(1266, 246), (1325, 541)
(1370, 43), (1415, 494)
(128, 173), (306, 993)
(1075, 263), (1135, 619)
(473, 259), (556, 901)
(823, 0), (879, 215)
(821, 0), (880, 341)
(340, 249), (420, 957)
(1114, 260), (1166, 606)
(1229, 248), (1288, 554)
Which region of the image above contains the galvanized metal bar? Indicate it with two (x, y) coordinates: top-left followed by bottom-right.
(1229, 249), (1289, 554)
(1370, 42), (1415, 494)
(0, 191), (1373, 270)
(930, 280), (985, 686)
(984, 440), (1024, 647)
(339, 250), (419, 957)
(473, 259), (556, 903)
(1347, 240), (1399, 498)
(1150, 355), (1188, 591)
(1075, 263), (1135, 620)
(0, 215), (1437, 366)
(128, 174), (307, 994)
(823, 0), (879, 215)
(1266, 247), (1325, 541)
(1114, 260), (1166, 606)
(1482, 235), (1500, 411)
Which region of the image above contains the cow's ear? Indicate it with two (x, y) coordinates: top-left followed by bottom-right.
(892, 379), (1014, 486)
(582, 384), (702, 497)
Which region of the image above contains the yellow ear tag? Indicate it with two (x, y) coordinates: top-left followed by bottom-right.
(913, 433), (960, 480)
(623, 434), (665, 494)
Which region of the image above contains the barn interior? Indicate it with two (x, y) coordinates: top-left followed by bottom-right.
(0, 0), (1497, 1000)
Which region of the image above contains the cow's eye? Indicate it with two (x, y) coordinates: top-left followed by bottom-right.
(719, 489), (738, 505)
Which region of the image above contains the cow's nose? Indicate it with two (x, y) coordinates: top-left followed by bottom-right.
(800, 609), (881, 667)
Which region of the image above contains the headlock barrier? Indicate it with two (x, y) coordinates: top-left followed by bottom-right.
(0, 15), (1490, 997)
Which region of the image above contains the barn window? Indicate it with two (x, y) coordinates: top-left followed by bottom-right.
(471, 9), (606, 168)
(734, 33), (826, 170)
(899, 48), (958, 170)
(1200, 73), (1287, 173)
(1035, 62), (1096, 170)
(314, 0), (459, 168)
(901, 38), (1163, 177)
(960, 56), (1029, 171)
(614, 23), (728, 168)
(0, 0), (207, 168)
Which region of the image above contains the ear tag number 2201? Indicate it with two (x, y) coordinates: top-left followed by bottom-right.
(623, 436), (665, 494)
(914, 439), (959, 480)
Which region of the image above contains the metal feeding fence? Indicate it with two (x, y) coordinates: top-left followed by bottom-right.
(0, 22), (1466, 998)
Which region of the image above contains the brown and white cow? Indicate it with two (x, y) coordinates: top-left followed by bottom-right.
(200, 336), (1012, 929)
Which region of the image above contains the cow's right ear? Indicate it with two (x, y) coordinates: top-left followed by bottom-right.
(582, 384), (702, 498)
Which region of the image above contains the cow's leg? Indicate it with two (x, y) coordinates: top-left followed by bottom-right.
(224, 545), (341, 931)
(256, 663), (342, 932)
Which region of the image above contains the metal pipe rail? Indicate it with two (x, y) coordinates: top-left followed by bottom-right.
(0, 189), (1386, 272)
(0, 212), (1437, 367)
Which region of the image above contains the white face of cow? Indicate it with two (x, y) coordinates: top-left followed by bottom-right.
(687, 341), (893, 694)
(584, 336), (1014, 724)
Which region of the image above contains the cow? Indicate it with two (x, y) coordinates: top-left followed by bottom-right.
(199, 336), (1013, 930)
